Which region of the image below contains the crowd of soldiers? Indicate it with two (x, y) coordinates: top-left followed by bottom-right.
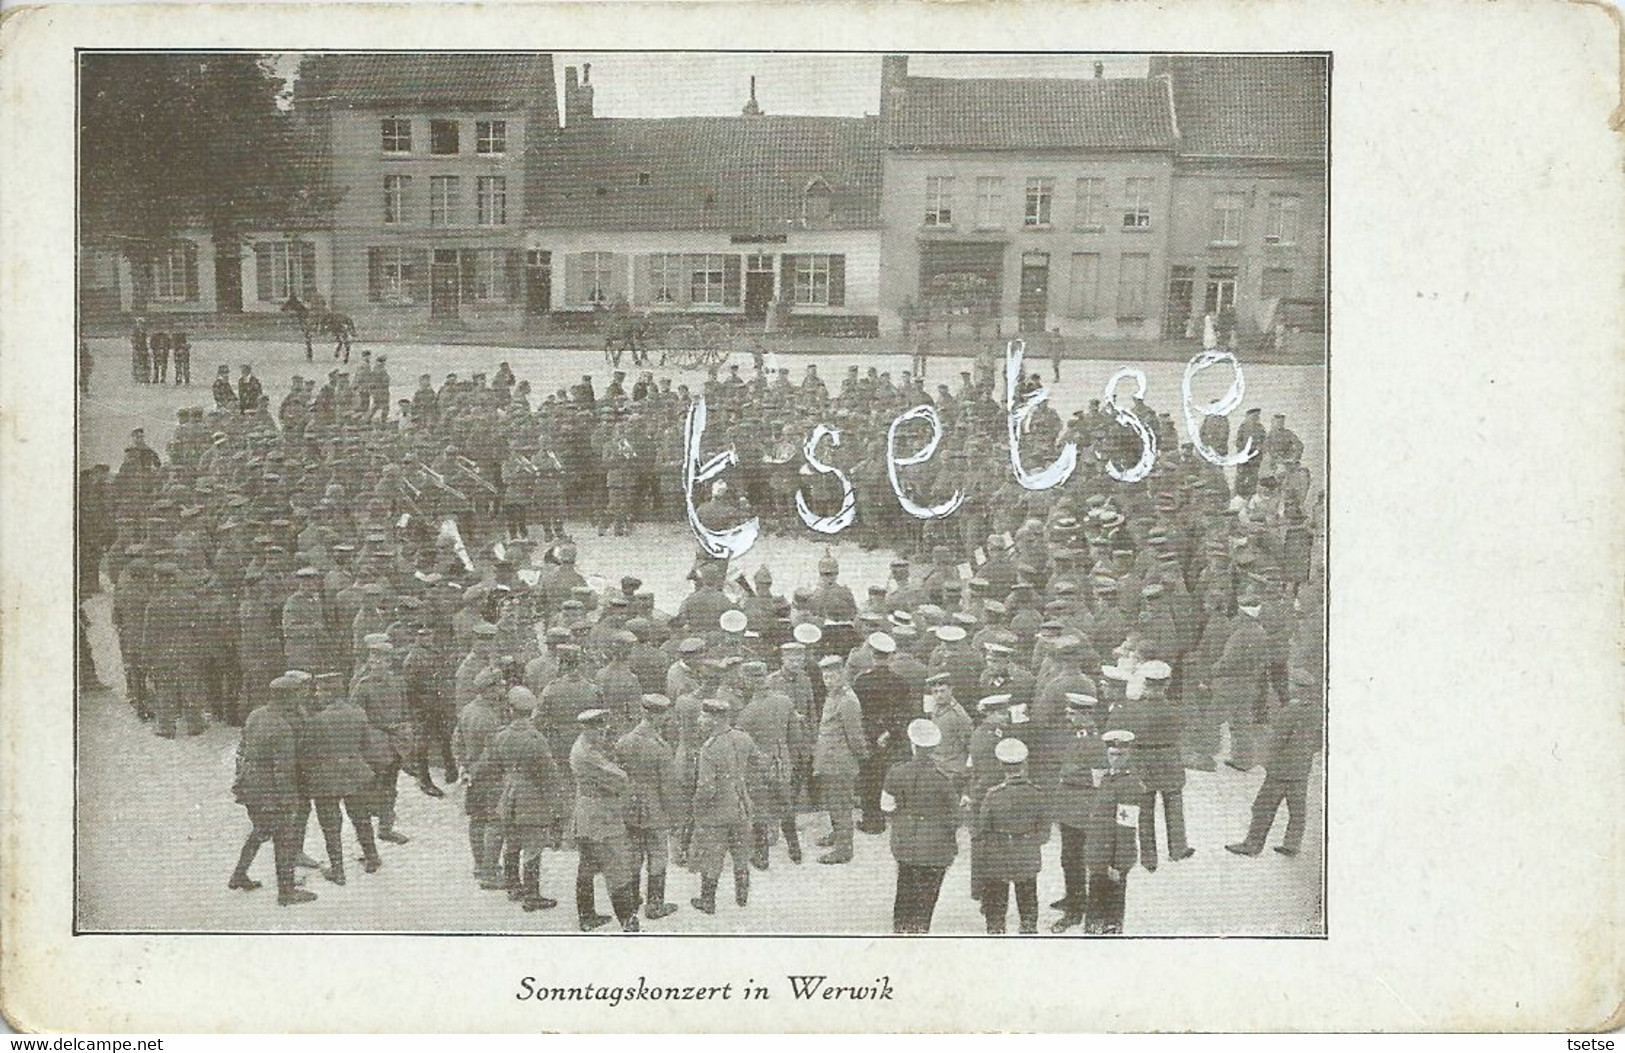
(82, 342), (1323, 934)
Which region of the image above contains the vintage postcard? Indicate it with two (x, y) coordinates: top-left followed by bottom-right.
(1, 0), (1620, 1035)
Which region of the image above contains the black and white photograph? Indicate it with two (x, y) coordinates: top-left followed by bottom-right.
(73, 48), (1329, 937)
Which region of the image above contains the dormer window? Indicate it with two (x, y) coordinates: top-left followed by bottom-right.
(803, 177), (833, 223)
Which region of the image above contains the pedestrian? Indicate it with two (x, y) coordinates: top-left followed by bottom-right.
(687, 698), (760, 913)
(130, 318), (150, 383)
(351, 633), (413, 845)
(212, 365), (235, 410)
(171, 332), (191, 385)
(811, 655), (866, 864)
(149, 330), (170, 384)
(493, 684), (567, 912)
(302, 671), (382, 882)
(229, 672), (317, 905)
(1049, 691), (1106, 932)
(882, 718), (959, 933)
(1085, 729), (1146, 934)
(970, 736), (1047, 933)
(1121, 660), (1193, 869)
(1227, 667), (1322, 858)
(735, 660), (801, 868)
(237, 364), (263, 416)
(1049, 327), (1064, 383)
(614, 692), (683, 920)
(569, 708), (642, 932)
(452, 668), (508, 888)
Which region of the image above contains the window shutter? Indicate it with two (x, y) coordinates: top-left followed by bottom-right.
(300, 241), (318, 301)
(408, 250), (429, 304)
(368, 248), (382, 302)
(828, 255), (846, 307)
(780, 254), (797, 304)
(255, 244), (274, 302)
(459, 251), (477, 303)
(505, 249), (523, 303)
(184, 242), (200, 300)
(723, 255), (742, 308)
(562, 253), (579, 306)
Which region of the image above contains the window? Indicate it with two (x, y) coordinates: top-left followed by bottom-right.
(471, 249), (507, 302)
(1117, 252), (1150, 318)
(1024, 178), (1054, 227)
(1074, 177), (1106, 230)
(689, 253), (727, 305)
(974, 177), (1005, 229)
(429, 175), (459, 227)
(924, 176), (954, 227)
(650, 254), (683, 303)
(1261, 267), (1294, 300)
(1122, 177), (1153, 229)
(794, 254), (831, 306)
(1211, 193), (1245, 245)
(383, 175), (410, 225)
(430, 119), (460, 155)
(638, 171), (651, 186)
(370, 248), (417, 304)
(1265, 194), (1301, 245)
(381, 118), (411, 153)
(477, 176), (507, 226)
(582, 252), (614, 304)
(803, 178), (833, 223)
(475, 120), (506, 155)
(254, 241), (315, 303)
(1068, 253), (1101, 318)
(149, 241), (198, 301)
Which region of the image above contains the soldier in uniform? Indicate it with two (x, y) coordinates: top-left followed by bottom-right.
(569, 709), (642, 932)
(1086, 730), (1147, 934)
(302, 671), (381, 882)
(229, 672), (316, 905)
(149, 330), (171, 384)
(452, 668), (508, 888)
(282, 567), (331, 677)
(735, 660), (800, 867)
(852, 631), (911, 835)
(1049, 692), (1107, 932)
(882, 718), (960, 933)
(142, 561), (207, 738)
(971, 736), (1048, 933)
(351, 634), (412, 844)
(1121, 660), (1192, 869)
(686, 698), (761, 913)
(925, 672), (973, 776)
(1227, 666), (1322, 858)
(493, 685), (566, 912)
(812, 655), (866, 864)
(614, 693), (682, 920)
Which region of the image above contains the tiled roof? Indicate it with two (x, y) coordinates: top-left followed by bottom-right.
(294, 52), (557, 112)
(888, 76), (1176, 151)
(528, 115), (882, 231)
(1159, 55), (1327, 161)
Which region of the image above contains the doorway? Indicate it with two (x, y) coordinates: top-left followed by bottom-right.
(1018, 252), (1050, 333)
(1203, 266), (1238, 318)
(1165, 265), (1195, 337)
(744, 253), (774, 322)
(431, 249), (460, 319)
(525, 250), (551, 316)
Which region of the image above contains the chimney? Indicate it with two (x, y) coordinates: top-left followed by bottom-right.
(1094, 61), (1105, 79)
(742, 75), (763, 116)
(563, 64), (595, 126)
(880, 54), (908, 140)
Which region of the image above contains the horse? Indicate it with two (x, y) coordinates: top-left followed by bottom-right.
(321, 309), (356, 363)
(281, 295), (324, 362)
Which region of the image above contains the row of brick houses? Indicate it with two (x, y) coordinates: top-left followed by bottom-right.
(83, 52), (1325, 345)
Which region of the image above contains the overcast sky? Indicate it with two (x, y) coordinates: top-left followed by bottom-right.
(273, 52), (1151, 118)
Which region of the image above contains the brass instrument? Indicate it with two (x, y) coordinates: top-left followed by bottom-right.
(417, 462), (469, 505)
(455, 455), (500, 494)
